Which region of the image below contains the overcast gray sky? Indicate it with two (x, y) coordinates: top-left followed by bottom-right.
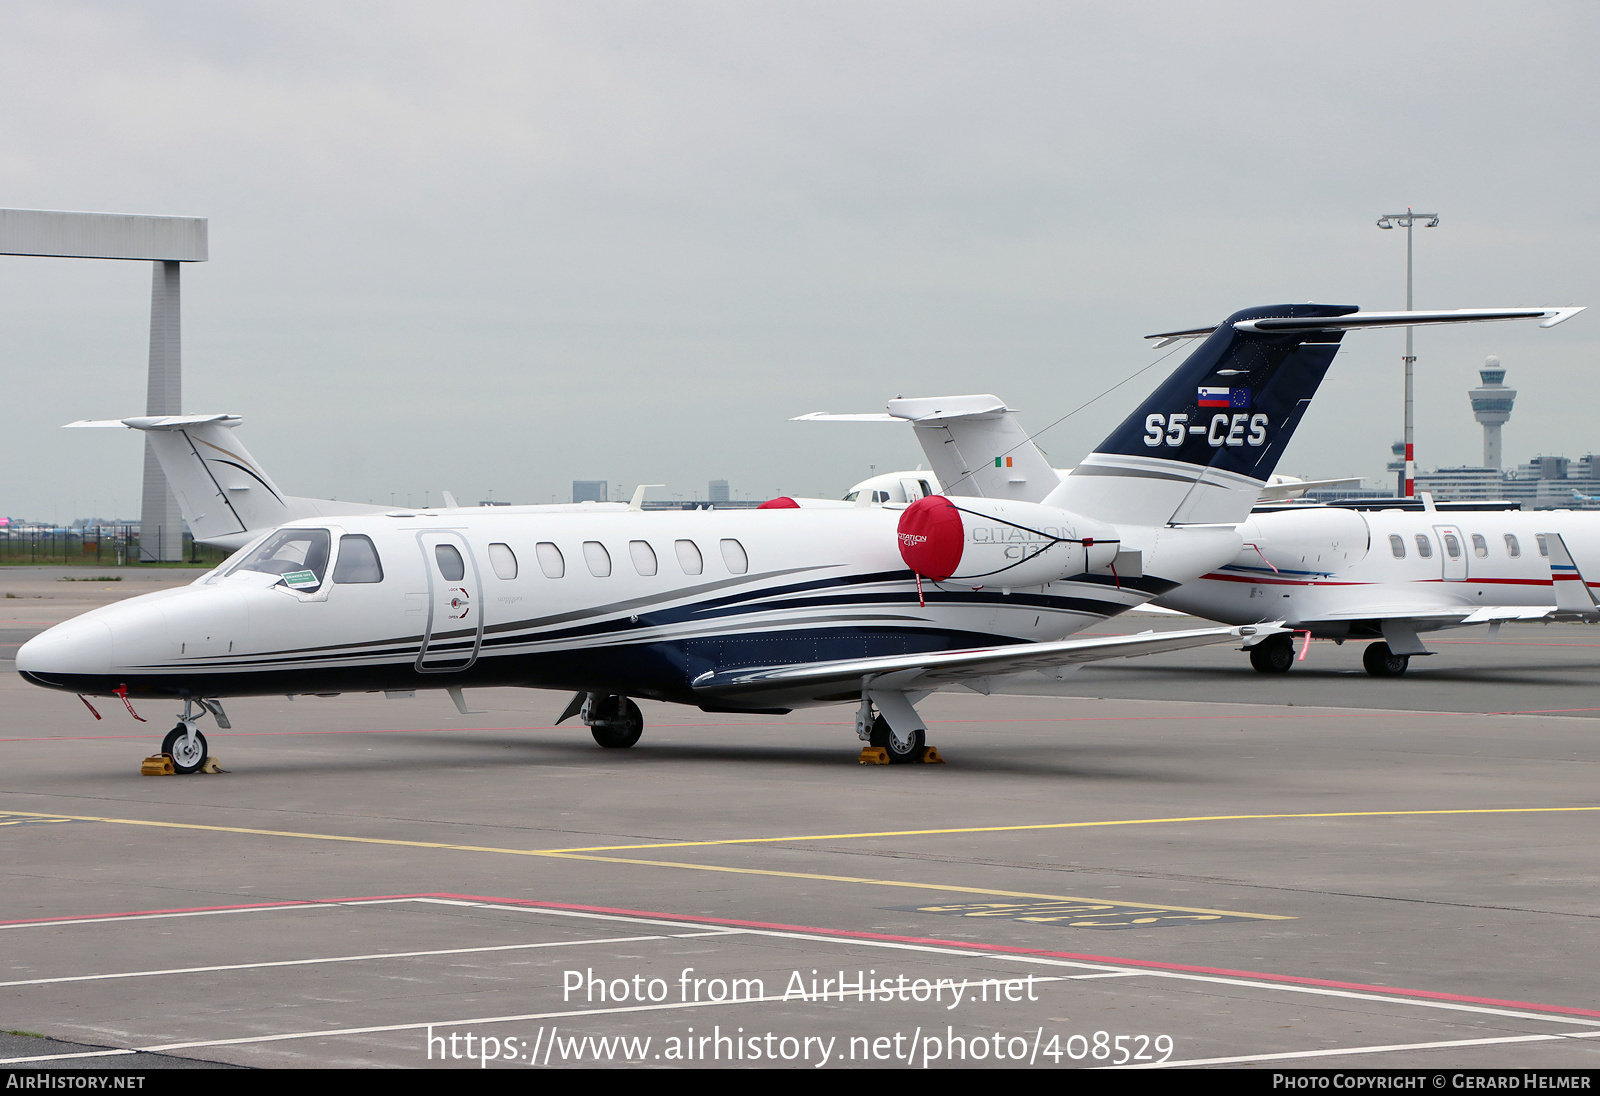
(3, 0), (1597, 521)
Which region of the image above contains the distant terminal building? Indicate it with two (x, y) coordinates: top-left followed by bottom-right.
(708, 480), (730, 504)
(1411, 466), (1504, 503)
(1412, 455), (1600, 510)
(571, 480), (608, 504)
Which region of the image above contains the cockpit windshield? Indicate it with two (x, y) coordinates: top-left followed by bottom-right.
(228, 528), (332, 591)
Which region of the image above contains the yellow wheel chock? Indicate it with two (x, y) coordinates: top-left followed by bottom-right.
(858, 745), (945, 765)
(141, 754), (226, 775)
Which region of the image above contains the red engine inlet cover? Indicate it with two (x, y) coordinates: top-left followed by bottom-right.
(897, 495), (964, 581)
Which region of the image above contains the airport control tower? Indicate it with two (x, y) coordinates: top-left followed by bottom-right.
(1468, 356), (1517, 469)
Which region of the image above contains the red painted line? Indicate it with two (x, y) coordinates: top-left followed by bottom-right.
(423, 893), (1600, 1020)
(10, 892), (1598, 1021)
(1428, 639), (1600, 647)
(13, 702), (1600, 746)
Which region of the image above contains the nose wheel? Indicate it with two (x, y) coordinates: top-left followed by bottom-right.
(161, 723), (210, 775)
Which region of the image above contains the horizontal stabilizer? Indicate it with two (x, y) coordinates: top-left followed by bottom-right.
(63, 413), (384, 549)
(1147, 307), (1584, 345)
(1256, 476), (1363, 501)
(63, 414), (245, 431)
(790, 412), (899, 422)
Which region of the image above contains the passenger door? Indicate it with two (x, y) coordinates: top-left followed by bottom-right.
(415, 531), (483, 672)
(1433, 524), (1467, 582)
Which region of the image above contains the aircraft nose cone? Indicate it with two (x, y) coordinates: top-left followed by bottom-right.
(15, 618), (114, 684)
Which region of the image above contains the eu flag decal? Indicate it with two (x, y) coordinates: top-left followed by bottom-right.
(1198, 386), (1251, 409)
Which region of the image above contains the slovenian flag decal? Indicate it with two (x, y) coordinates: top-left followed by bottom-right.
(1199, 386), (1251, 408)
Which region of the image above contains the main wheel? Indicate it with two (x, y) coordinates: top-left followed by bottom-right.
(1362, 641), (1409, 677)
(590, 697), (643, 749)
(1248, 633), (1296, 674)
(869, 715), (925, 765)
(161, 724), (209, 775)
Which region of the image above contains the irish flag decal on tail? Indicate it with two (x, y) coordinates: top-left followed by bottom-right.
(1198, 386), (1251, 408)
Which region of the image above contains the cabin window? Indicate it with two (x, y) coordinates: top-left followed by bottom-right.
(675, 539), (704, 575)
(434, 543), (465, 581)
(1505, 534), (1521, 558)
(1443, 533), (1461, 559)
(332, 534), (384, 583)
(629, 540), (658, 576)
(720, 538), (749, 574)
(1414, 534), (1432, 559)
(583, 541), (612, 577)
(230, 528), (331, 591)
(535, 542), (565, 578)
(488, 542), (517, 580)
(1472, 534), (1488, 558)
(1389, 535), (1405, 559)
(1537, 534), (1550, 557)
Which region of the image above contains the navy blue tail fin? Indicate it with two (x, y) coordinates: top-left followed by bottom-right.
(1043, 303), (1356, 526)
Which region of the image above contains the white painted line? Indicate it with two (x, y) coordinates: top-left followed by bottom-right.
(1068, 971), (1149, 980)
(1137, 1028), (1600, 1069)
(407, 897), (750, 934)
(0, 977), (1082, 1064)
(1, 1049), (136, 1065)
(0, 934), (682, 988)
(6, 898), (1597, 1069)
(714, 924), (1600, 1029)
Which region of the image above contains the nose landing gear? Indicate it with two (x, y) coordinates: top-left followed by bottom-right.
(154, 698), (229, 775)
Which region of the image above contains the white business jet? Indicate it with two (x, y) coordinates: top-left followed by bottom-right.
(17, 303), (1578, 772)
(1149, 499), (1600, 676)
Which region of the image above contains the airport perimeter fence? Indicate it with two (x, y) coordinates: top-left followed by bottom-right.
(0, 526), (230, 567)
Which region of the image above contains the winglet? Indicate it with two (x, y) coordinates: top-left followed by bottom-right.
(1543, 533), (1599, 613)
(628, 484), (665, 511)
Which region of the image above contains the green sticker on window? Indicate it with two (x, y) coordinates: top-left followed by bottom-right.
(282, 569), (318, 589)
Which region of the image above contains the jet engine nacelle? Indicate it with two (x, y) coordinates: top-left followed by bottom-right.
(896, 495), (1121, 589)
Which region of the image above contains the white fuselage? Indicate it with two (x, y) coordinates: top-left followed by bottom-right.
(18, 505), (1242, 711)
(1155, 506), (1600, 636)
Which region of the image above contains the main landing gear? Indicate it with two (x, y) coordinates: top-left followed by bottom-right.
(558, 693), (645, 749)
(856, 688), (941, 765)
(868, 715), (925, 764)
(1247, 632), (1296, 674)
(1362, 641), (1410, 677)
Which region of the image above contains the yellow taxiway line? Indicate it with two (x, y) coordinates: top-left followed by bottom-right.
(3, 805), (1595, 922)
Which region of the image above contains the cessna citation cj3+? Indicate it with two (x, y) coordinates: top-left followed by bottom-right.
(16, 303), (1579, 772)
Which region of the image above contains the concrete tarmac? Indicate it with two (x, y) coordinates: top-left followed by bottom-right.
(1, 568), (1596, 1070)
